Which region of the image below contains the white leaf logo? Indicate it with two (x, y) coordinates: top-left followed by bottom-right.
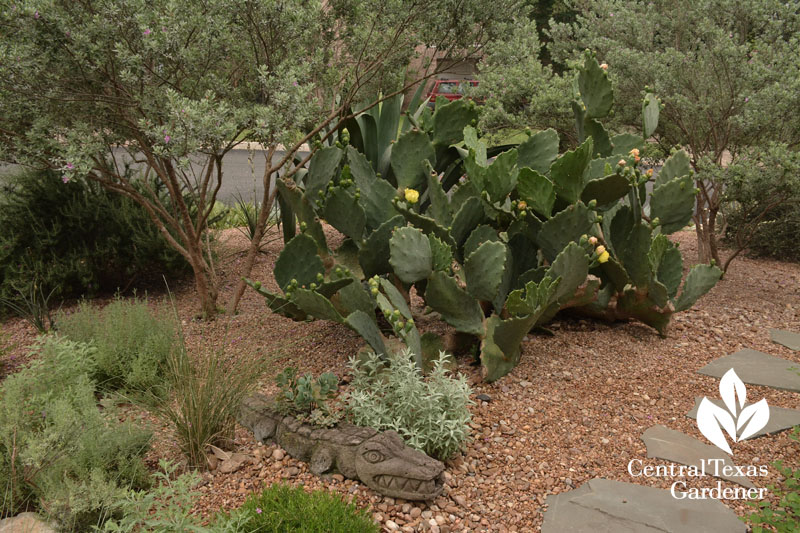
(696, 369), (770, 454)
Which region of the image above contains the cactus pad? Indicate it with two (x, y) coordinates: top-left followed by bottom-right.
(465, 240), (507, 301)
(274, 234), (325, 291)
(389, 226), (433, 284)
(425, 271), (485, 336)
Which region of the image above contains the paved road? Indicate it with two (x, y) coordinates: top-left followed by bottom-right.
(0, 148), (309, 204)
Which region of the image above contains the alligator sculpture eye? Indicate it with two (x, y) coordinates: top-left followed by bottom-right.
(363, 449), (385, 463)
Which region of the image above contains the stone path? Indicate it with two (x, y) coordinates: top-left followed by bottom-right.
(687, 397), (800, 438)
(770, 328), (800, 351)
(696, 348), (800, 393)
(541, 478), (746, 532)
(640, 425), (753, 487)
(549, 334), (799, 531)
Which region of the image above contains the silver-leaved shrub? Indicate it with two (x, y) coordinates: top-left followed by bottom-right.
(347, 350), (473, 461)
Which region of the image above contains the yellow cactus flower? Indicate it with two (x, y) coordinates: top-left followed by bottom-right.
(596, 245), (606, 255)
(404, 188), (419, 204)
(598, 250), (610, 263)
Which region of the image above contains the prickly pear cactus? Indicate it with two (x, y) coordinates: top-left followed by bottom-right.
(248, 52), (721, 382)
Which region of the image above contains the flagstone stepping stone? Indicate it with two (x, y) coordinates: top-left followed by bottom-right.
(687, 397), (800, 438)
(770, 329), (800, 351)
(641, 425), (753, 488)
(542, 478), (745, 532)
(697, 349), (800, 393)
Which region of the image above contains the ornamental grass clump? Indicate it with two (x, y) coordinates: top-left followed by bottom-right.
(347, 349), (473, 461)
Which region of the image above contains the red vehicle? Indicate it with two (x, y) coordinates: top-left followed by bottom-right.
(426, 79), (479, 107)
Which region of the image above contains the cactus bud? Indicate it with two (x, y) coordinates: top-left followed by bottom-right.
(588, 199), (597, 208)
(316, 273), (324, 283)
(253, 281), (262, 290)
(596, 215), (603, 223)
(596, 245), (606, 255)
(629, 148), (640, 157)
(383, 309), (391, 318)
(392, 310), (401, 319)
(646, 168), (654, 178)
(588, 236), (598, 246)
(517, 200), (527, 211)
(407, 318), (415, 327)
(290, 278), (298, 287)
(618, 159), (626, 167)
(652, 217), (661, 226)
(309, 282), (317, 290)
(354, 192), (360, 200)
(519, 210), (527, 218)
(370, 287), (379, 296)
(341, 128), (350, 145)
(300, 221), (307, 232)
(600, 63), (608, 70)
(396, 320), (405, 330)
(335, 141), (342, 149)
(579, 234), (588, 245)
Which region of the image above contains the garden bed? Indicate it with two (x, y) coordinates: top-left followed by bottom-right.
(2, 226), (799, 532)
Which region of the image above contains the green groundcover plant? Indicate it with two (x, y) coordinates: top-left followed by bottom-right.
(215, 483), (378, 533)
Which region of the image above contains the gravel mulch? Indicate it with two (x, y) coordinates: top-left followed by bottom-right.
(1, 228), (798, 532)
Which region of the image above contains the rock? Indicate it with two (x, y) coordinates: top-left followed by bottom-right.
(410, 507), (422, 518)
(285, 466), (301, 477)
(687, 397), (800, 439)
(641, 425), (754, 488)
(272, 448), (285, 461)
(697, 349), (800, 392)
(373, 512), (384, 523)
(332, 473), (345, 482)
(0, 513), (55, 533)
(519, 381), (532, 388)
(542, 478), (745, 532)
(385, 520), (400, 531)
(476, 393), (492, 402)
(770, 329), (800, 351)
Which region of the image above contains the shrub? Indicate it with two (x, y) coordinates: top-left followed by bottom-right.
(347, 349), (473, 461)
(0, 168), (187, 308)
(97, 460), (208, 533)
(214, 483), (378, 533)
(745, 429), (800, 532)
(145, 334), (268, 470)
(0, 337), (152, 530)
(720, 144), (800, 266)
(57, 296), (179, 395)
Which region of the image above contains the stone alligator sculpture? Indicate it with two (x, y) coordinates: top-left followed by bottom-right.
(239, 394), (445, 500)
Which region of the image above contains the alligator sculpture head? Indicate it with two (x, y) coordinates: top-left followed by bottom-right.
(354, 430), (445, 500)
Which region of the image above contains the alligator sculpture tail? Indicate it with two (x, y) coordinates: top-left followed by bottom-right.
(239, 394), (445, 501)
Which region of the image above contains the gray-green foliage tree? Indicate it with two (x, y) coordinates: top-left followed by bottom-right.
(0, 0), (522, 317)
(548, 0), (800, 266)
(472, 18), (573, 142)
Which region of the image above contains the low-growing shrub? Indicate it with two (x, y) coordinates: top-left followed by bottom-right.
(57, 296), (178, 395)
(745, 428), (800, 532)
(215, 483), (379, 533)
(145, 335), (269, 470)
(0, 168), (187, 308)
(0, 337), (152, 530)
(97, 460), (207, 533)
(347, 349), (473, 461)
